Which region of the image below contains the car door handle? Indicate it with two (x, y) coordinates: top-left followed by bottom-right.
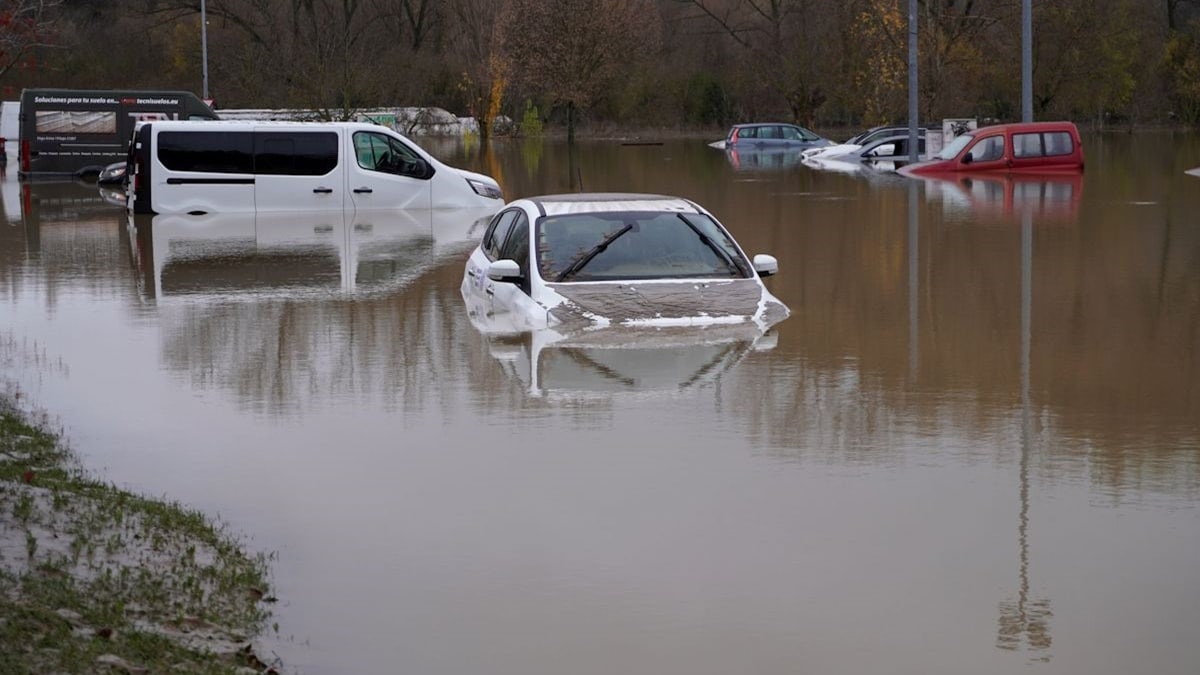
(485, 287), (494, 296)
(313, 187), (333, 194)
(353, 187), (373, 194)
(466, 269), (477, 278)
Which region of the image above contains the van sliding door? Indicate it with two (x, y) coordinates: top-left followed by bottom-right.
(253, 128), (344, 213)
(155, 130), (255, 214)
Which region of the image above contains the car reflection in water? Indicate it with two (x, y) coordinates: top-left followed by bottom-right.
(127, 207), (495, 301)
(724, 146), (809, 172)
(914, 172), (1083, 222)
(470, 310), (779, 400)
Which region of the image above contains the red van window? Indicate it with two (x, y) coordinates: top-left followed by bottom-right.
(1044, 132), (1074, 156)
(1013, 133), (1042, 158)
(971, 136), (1005, 162)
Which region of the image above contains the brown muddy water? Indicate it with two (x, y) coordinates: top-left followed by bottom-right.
(1, 132), (1198, 675)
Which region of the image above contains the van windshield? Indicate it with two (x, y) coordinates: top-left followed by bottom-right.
(938, 133), (974, 160)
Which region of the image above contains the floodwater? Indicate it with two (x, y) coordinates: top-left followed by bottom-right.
(2, 132), (1198, 675)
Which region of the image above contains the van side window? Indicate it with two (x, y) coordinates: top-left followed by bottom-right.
(1013, 133), (1043, 158)
(255, 132), (338, 175)
(158, 131), (253, 173)
(1043, 132), (1074, 156)
(970, 135), (1005, 162)
(483, 210), (519, 260)
(353, 131), (431, 179)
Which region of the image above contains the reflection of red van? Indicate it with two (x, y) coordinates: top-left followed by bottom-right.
(918, 172), (1083, 221)
(900, 121), (1084, 175)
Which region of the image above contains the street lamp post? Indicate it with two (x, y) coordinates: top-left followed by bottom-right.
(201, 0), (210, 101)
(908, 0), (918, 163)
(1022, 0), (1032, 122)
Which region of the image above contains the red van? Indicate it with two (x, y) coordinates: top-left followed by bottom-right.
(899, 121), (1084, 176)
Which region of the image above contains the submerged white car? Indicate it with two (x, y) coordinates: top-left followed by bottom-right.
(461, 193), (789, 332)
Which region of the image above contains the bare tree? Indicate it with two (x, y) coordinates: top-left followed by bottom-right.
(673, 0), (830, 125)
(497, 0), (662, 142)
(0, 0), (63, 79)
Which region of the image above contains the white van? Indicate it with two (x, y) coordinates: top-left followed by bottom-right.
(128, 120), (503, 215)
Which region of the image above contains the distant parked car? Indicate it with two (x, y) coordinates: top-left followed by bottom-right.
(721, 123), (831, 151)
(461, 193), (789, 333)
(809, 134), (927, 164)
(899, 121), (1084, 176)
(803, 125), (928, 160)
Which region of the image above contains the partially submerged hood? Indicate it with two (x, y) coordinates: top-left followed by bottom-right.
(545, 278), (788, 330)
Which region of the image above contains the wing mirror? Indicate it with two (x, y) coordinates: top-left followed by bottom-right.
(752, 254), (778, 278)
(487, 259), (522, 282)
(962, 151), (975, 164)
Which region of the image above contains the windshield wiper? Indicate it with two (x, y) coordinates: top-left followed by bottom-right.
(676, 214), (748, 277)
(555, 222), (634, 282)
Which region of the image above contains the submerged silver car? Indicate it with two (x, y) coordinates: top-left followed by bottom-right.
(461, 193), (789, 334)
(722, 123), (831, 151)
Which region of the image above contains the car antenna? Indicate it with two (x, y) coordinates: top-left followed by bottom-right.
(576, 167), (584, 192)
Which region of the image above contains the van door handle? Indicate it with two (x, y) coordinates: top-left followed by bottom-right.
(313, 187), (333, 194)
(353, 187), (373, 194)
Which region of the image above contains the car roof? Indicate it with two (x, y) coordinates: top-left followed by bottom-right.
(966, 121), (1079, 136)
(519, 193), (703, 217)
(732, 122), (799, 128)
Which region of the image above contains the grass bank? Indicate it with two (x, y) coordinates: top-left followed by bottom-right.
(0, 397), (280, 674)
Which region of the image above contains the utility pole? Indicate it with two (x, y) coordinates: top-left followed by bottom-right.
(1022, 0), (1032, 122)
(200, 0), (210, 100)
(908, 0), (919, 163)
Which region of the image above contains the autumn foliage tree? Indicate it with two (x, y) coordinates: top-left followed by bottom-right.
(7, 0), (1200, 131)
(496, 0), (662, 142)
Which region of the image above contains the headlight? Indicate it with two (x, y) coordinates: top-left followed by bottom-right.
(467, 178), (502, 200)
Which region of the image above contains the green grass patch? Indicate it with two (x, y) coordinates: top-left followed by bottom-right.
(0, 398), (280, 674)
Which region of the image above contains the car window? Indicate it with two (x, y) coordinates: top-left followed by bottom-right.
(969, 135), (1005, 162)
(867, 142), (897, 157)
(781, 126), (803, 141)
(499, 212), (529, 266)
(937, 133), (973, 160)
(1013, 133), (1043, 158)
(1043, 131), (1074, 156)
(499, 213), (531, 292)
(483, 209), (518, 260)
(353, 131), (427, 178)
(763, 126), (782, 139)
(536, 211), (750, 282)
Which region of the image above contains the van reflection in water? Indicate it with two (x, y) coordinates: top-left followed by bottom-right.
(127, 208), (495, 300)
(916, 172), (1083, 222)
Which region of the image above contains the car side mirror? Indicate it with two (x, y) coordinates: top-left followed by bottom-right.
(962, 151), (975, 164)
(752, 254), (778, 278)
(487, 259), (522, 282)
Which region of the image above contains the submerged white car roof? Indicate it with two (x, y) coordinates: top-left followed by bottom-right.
(524, 193), (703, 217)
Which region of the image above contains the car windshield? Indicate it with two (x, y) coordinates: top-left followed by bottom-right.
(938, 133), (975, 160)
(537, 211), (751, 282)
